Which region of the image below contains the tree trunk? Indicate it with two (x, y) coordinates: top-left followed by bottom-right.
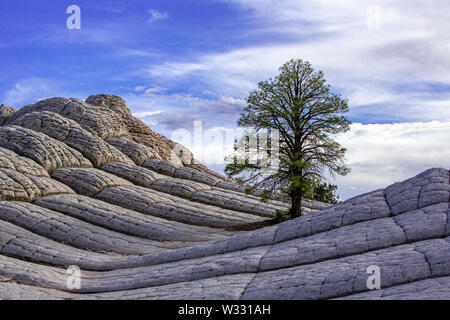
(290, 191), (303, 219)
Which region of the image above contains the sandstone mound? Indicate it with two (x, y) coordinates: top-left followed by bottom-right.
(0, 105), (17, 126)
(0, 96), (448, 300)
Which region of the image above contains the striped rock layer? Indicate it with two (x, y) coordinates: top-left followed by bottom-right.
(0, 96), (448, 300)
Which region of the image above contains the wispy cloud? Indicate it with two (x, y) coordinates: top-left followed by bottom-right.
(91, 1), (127, 13)
(124, 87), (246, 132)
(142, 87), (168, 94)
(116, 48), (159, 58)
(2, 78), (62, 107)
(132, 110), (163, 118)
(1, 78), (88, 108)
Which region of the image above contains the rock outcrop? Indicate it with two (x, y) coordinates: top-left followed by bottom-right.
(0, 105), (17, 126)
(0, 95), (448, 300)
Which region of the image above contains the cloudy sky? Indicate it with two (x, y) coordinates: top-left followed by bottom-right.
(1, 0), (449, 200)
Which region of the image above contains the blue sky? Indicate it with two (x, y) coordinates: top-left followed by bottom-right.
(1, 0), (450, 200)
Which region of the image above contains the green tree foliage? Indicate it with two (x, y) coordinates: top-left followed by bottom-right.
(303, 179), (340, 204)
(225, 59), (350, 218)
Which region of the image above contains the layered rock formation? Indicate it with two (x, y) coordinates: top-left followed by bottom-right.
(0, 96), (448, 300)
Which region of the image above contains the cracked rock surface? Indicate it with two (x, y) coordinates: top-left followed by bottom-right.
(0, 94), (448, 300)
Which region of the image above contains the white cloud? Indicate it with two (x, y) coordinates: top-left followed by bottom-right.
(219, 95), (247, 107)
(117, 48), (158, 58)
(147, 62), (208, 77)
(143, 87), (167, 94)
(147, 9), (169, 23)
(134, 86), (146, 92)
(132, 110), (163, 118)
(2, 78), (64, 107)
(334, 121), (450, 199)
(202, 90), (215, 96)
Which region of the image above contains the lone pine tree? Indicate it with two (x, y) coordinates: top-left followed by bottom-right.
(225, 59), (350, 218)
